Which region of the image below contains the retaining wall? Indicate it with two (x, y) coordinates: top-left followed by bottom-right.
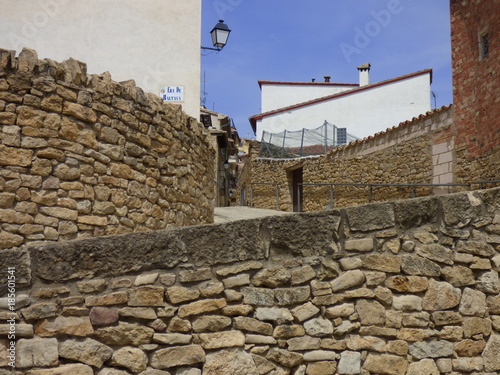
(0, 48), (215, 249)
(1, 188), (500, 374)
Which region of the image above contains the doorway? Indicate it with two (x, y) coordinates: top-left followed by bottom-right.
(291, 167), (303, 212)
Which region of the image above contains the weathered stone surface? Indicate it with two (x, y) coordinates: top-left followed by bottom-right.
(287, 336), (321, 351)
(305, 361), (336, 375)
(0, 145), (33, 167)
(362, 354), (408, 375)
(454, 339), (486, 357)
(345, 203), (394, 231)
(167, 317), (191, 333)
(255, 307), (293, 324)
(459, 288), (487, 316)
(35, 316), (93, 337)
(266, 348), (303, 368)
(405, 359), (439, 375)
(476, 270), (500, 294)
(274, 286), (310, 305)
(21, 303), (58, 321)
(401, 255), (441, 276)
(457, 240), (495, 257)
(0, 230), (23, 249)
(119, 307), (157, 320)
(109, 346), (148, 374)
(153, 333), (191, 345)
(167, 286), (200, 304)
(90, 307), (119, 325)
(58, 338), (113, 367)
(393, 295), (422, 311)
(384, 275), (428, 292)
(199, 280), (225, 297)
(344, 238), (373, 252)
(304, 318), (333, 337)
(128, 286), (165, 306)
(241, 287), (274, 306)
(198, 330), (245, 349)
(25, 363), (94, 374)
(234, 316), (273, 335)
(331, 270), (365, 292)
(273, 324), (306, 338)
(179, 268), (212, 283)
(151, 345), (205, 369)
(483, 333), (500, 371)
(363, 254), (401, 273)
(431, 311), (463, 326)
(215, 261), (264, 277)
(222, 273), (250, 288)
(16, 338), (58, 368)
(325, 303), (355, 319)
(93, 322), (154, 346)
(416, 243), (453, 265)
(409, 340), (454, 359)
(245, 334), (277, 345)
(451, 357), (484, 372)
(395, 197), (439, 229)
(291, 302), (320, 322)
(356, 299), (386, 325)
(337, 350), (361, 374)
(462, 317), (492, 338)
(422, 280), (461, 311)
(252, 265), (291, 287)
(441, 265), (476, 287)
(192, 315), (232, 333)
(252, 354), (277, 374)
(178, 299), (226, 318)
(85, 292), (128, 306)
(204, 348), (259, 375)
(291, 265), (316, 285)
(303, 350), (338, 361)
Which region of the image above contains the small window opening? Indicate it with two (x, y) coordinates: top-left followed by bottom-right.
(480, 32), (489, 59)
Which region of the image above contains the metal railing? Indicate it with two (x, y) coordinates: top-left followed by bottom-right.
(249, 182), (280, 210)
(296, 180), (500, 212)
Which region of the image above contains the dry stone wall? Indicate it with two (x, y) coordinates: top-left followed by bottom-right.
(1, 188), (500, 375)
(242, 107), (457, 212)
(0, 48), (215, 249)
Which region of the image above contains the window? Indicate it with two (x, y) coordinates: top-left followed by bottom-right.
(479, 31), (489, 59)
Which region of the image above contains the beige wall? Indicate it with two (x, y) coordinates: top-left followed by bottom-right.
(0, 0), (201, 118)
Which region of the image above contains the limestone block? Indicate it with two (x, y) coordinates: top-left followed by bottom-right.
(422, 280), (461, 311)
(58, 338), (113, 367)
(204, 348), (259, 375)
(255, 307), (293, 324)
(167, 317), (191, 333)
(459, 287), (487, 316)
(346, 336), (385, 352)
(331, 270), (365, 292)
(401, 255), (441, 276)
(85, 292), (128, 306)
(77, 279), (107, 293)
(252, 354), (277, 374)
(483, 333), (500, 371)
(241, 287), (274, 306)
(362, 354), (408, 375)
(291, 302), (320, 322)
(15, 338), (58, 368)
(291, 265), (316, 285)
(287, 336), (321, 351)
(416, 243), (453, 265)
(356, 299), (386, 325)
(463, 317), (492, 338)
(337, 350), (361, 374)
(266, 348), (303, 368)
(402, 312), (430, 328)
(167, 286), (200, 305)
(392, 295), (423, 311)
(234, 316), (273, 335)
(119, 307), (157, 320)
(151, 345), (205, 369)
(178, 298), (226, 318)
(215, 261), (264, 277)
(35, 316), (93, 337)
(457, 240), (495, 257)
(26, 363), (93, 374)
(344, 238), (373, 252)
(441, 265), (476, 287)
(476, 270), (500, 294)
(223, 273), (250, 288)
(305, 361), (335, 375)
(345, 203), (394, 231)
(275, 286), (310, 306)
(198, 280), (224, 297)
(452, 357), (484, 372)
(93, 322), (154, 346)
(273, 324), (306, 338)
(454, 339), (486, 357)
(153, 333), (192, 345)
(21, 303), (58, 321)
(89, 307), (119, 325)
(362, 254), (401, 273)
(252, 266), (291, 287)
(109, 346), (148, 374)
(192, 315), (231, 333)
(302, 318), (333, 337)
(0, 231), (23, 249)
(409, 340), (454, 359)
(179, 268), (212, 283)
(405, 359), (439, 375)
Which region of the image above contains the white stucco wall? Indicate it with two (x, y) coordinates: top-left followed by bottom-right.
(0, 0), (201, 118)
(261, 83), (358, 113)
(256, 72), (432, 140)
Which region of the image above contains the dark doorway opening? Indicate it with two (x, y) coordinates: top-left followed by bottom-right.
(291, 167), (303, 212)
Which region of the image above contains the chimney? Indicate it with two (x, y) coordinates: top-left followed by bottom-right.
(324, 76), (331, 83)
(357, 63), (371, 86)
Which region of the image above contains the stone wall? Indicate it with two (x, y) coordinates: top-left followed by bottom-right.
(1, 188), (500, 375)
(0, 48), (215, 249)
(242, 107), (458, 211)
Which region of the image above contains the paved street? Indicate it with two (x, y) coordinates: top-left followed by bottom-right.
(214, 206), (294, 223)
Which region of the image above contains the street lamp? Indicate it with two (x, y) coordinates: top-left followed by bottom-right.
(202, 20), (231, 52)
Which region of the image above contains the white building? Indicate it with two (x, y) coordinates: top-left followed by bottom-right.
(0, 0), (202, 118)
(250, 64), (433, 140)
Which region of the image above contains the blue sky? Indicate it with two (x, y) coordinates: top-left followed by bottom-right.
(201, 0), (453, 140)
